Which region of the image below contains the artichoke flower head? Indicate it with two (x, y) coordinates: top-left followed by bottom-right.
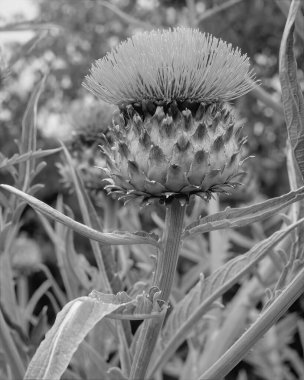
(83, 28), (256, 205)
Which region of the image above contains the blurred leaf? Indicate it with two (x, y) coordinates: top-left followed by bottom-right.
(35, 263), (67, 307)
(38, 199), (77, 300)
(18, 76), (46, 189)
(0, 252), (22, 328)
(73, 339), (111, 380)
(65, 228), (95, 291)
(279, 0), (304, 183)
(0, 308), (26, 380)
(0, 185), (160, 247)
(276, 0), (304, 41)
(61, 144), (118, 292)
(251, 84), (284, 116)
(180, 342), (200, 380)
(24, 293), (130, 380)
(298, 319), (304, 351)
(107, 367), (128, 380)
(0, 148), (61, 172)
(9, 32), (48, 67)
(29, 306), (48, 350)
(25, 282), (51, 320)
(100, 1), (154, 29)
(0, 20), (61, 32)
(282, 346), (304, 379)
(149, 217), (304, 377)
(183, 186), (304, 238)
(20, 77), (46, 156)
(185, 254), (304, 380)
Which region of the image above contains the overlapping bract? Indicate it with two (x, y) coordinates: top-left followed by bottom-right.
(99, 101), (245, 204)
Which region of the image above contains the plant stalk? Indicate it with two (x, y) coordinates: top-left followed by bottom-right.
(130, 198), (186, 379)
(153, 198), (186, 301)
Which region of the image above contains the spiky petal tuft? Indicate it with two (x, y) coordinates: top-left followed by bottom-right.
(83, 27), (256, 107)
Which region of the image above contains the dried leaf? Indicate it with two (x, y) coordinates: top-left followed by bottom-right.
(90, 288), (167, 320)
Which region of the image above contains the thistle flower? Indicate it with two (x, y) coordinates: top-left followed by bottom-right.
(69, 99), (115, 149)
(58, 100), (115, 195)
(83, 27), (256, 204)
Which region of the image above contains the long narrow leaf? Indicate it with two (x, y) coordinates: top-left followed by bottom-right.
(199, 265), (304, 379)
(149, 217), (304, 376)
(21, 76), (45, 156)
(9, 32), (47, 67)
(24, 294), (130, 380)
(0, 148), (62, 171)
(61, 144), (115, 291)
(183, 186), (304, 238)
(279, 0), (304, 182)
(18, 76), (46, 189)
(0, 308), (25, 379)
(25, 290), (165, 380)
(0, 185), (159, 247)
(276, 0), (304, 41)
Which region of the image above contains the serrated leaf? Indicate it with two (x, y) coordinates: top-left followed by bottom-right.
(24, 293), (131, 380)
(279, 0), (304, 183)
(149, 217), (304, 377)
(25, 290), (164, 380)
(183, 186), (304, 238)
(0, 185), (159, 247)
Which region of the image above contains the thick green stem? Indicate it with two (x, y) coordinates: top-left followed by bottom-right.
(153, 198), (186, 300)
(104, 196), (119, 232)
(130, 198), (186, 380)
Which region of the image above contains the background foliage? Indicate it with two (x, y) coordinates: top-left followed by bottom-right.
(1, 1), (304, 380)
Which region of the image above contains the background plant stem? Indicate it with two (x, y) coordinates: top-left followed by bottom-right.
(130, 198), (186, 380)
